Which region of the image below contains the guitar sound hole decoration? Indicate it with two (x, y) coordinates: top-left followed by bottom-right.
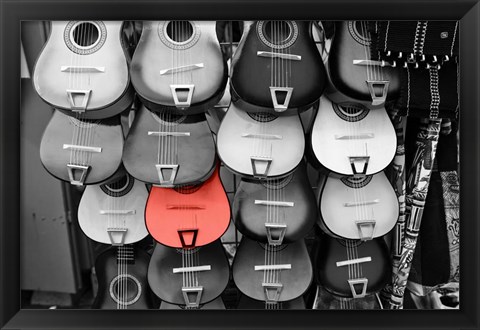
(247, 112), (278, 123)
(109, 274), (142, 306)
(347, 21), (371, 46)
(100, 174), (135, 197)
(261, 174), (294, 190)
(174, 184), (203, 194)
(336, 238), (363, 249)
(151, 110), (186, 126)
(158, 21), (201, 50)
(64, 21), (107, 55)
(340, 175), (373, 189)
(175, 247), (200, 255)
(257, 21), (298, 49)
(332, 103), (369, 122)
(259, 242), (288, 253)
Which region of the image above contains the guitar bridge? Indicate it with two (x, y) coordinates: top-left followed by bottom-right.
(262, 282), (283, 302)
(270, 87), (293, 112)
(366, 80), (389, 106)
(170, 84), (195, 109)
(348, 156), (370, 176)
(356, 220), (376, 241)
(66, 89), (92, 112)
(154, 164), (179, 187)
(182, 286), (203, 308)
(348, 278), (369, 298)
(66, 164), (90, 186)
(251, 156), (273, 178)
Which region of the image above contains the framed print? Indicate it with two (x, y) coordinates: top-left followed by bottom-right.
(1, 0), (479, 329)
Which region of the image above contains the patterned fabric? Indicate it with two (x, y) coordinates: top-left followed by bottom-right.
(380, 114), (406, 305)
(370, 21), (459, 64)
(394, 61), (459, 119)
(440, 171), (460, 283)
(387, 118), (442, 309)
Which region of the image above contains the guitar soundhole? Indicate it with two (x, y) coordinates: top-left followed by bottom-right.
(176, 247), (200, 255)
(262, 174), (293, 190)
(263, 21), (291, 44)
(333, 103), (369, 122)
(247, 112), (278, 122)
(341, 175), (372, 189)
(101, 174), (135, 197)
(348, 21), (371, 46)
(174, 184), (202, 194)
(72, 22), (100, 47)
(64, 21), (107, 55)
(257, 21), (298, 49)
(336, 238), (363, 248)
(259, 242), (287, 252)
(151, 110), (186, 126)
(159, 21), (200, 50)
(68, 117), (100, 128)
(166, 21), (194, 43)
(109, 274), (142, 306)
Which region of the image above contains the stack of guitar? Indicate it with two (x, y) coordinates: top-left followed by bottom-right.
(31, 20), (403, 309)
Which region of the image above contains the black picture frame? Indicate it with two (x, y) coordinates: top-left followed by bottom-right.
(1, 0), (479, 329)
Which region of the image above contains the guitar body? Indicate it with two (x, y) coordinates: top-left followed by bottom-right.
(147, 241), (230, 306)
(237, 295), (306, 309)
(92, 246), (156, 309)
(233, 237), (313, 302)
(123, 104), (216, 186)
(310, 96), (396, 175)
(233, 162), (317, 244)
(160, 297), (225, 309)
(318, 171), (398, 240)
(78, 173), (149, 245)
(217, 102), (305, 179)
(231, 21), (326, 114)
(145, 165), (230, 248)
(130, 21), (227, 115)
(33, 21), (134, 119)
(315, 234), (391, 298)
(327, 21), (400, 107)
(39, 110), (123, 185)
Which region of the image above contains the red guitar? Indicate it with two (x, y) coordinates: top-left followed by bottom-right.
(145, 163), (230, 248)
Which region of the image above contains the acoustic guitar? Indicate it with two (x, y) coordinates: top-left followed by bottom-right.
(39, 109), (123, 185)
(233, 237), (313, 303)
(78, 172), (149, 245)
(326, 21), (400, 108)
(33, 21), (134, 119)
(310, 95), (396, 176)
(217, 101), (305, 179)
(317, 171), (399, 241)
(230, 21), (326, 115)
(123, 104), (216, 186)
(147, 241), (230, 307)
(233, 161), (317, 245)
(145, 164), (230, 249)
(130, 21), (228, 115)
(92, 245), (157, 309)
(315, 233), (391, 299)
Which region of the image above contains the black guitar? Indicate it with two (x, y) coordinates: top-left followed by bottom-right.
(147, 240), (230, 307)
(327, 21), (400, 107)
(233, 161), (317, 245)
(92, 245), (157, 309)
(230, 21), (326, 115)
(315, 233), (391, 299)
